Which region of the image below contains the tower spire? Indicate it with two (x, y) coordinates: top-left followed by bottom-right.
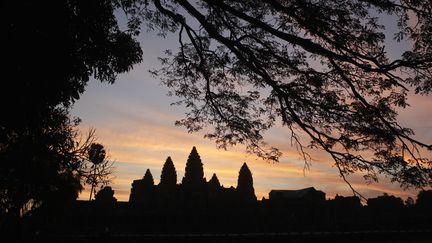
(182, 146), (206, 189)
(237, 162), (256, 202)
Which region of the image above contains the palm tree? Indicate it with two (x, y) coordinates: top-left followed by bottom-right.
(87, 143), (112, 200)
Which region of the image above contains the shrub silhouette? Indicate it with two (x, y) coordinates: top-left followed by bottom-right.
(95, 186), (117, 204)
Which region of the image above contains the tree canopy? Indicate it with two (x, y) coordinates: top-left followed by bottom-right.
(416, 190), (432, 210)
(2, 0), (142, 216)
(4, 1), (142, 111)
(131, 0), (432, 192)
(85, 143), (114, 201)
(0, 108), (83, 216)
(95, 186), (117, 204)
(3, 0), (432, 213)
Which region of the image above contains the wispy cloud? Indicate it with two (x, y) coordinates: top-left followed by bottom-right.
(75, 107), (423, 202)
(72, 39), (430, 202)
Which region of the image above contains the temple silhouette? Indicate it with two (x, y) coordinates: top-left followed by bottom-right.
(127, 147), (259, 209)
(18, 147), (432, 241)
(125, 147), (326, 209)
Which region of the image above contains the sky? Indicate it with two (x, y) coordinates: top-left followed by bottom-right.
(71, 11), (432, 202)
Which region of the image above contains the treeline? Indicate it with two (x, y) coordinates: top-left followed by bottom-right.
(19, 188), (432, 238)
(4, 146), (430, 240)
(19, 147), (432, 237)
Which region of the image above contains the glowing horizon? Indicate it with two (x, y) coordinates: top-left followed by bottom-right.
(73, 113), (424, 202)
(71, 16), (431, 203)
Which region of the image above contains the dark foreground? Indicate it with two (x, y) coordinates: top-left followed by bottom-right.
(22, 230), (432, 243)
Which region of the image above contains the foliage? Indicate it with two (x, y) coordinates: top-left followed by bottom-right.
(88, 144), (107, 165)
(416, 190), (432, 210)
(84, 142), (114, 201)
(2, 0), (143, 217)
(1, 109), (88, 216)
(136, 0), (432, 192)
(95, 186), (117, 203)
(4, 0), (432, 213)
(4, 1), (143, 110)
(367, 193), (404, 211)
(404, 196), (415, 207)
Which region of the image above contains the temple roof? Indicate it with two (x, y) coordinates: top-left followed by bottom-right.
(269, 187), (323, 199)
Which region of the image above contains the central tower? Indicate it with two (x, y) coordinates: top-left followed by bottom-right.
(182, 146), (206, 190)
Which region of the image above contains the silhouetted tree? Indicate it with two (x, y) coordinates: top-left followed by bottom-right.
(405, 197), (415, 207)
(414, 190), (432, 227)
(5, 1), (432, 220)
(416, 190), (432, 210)
(182, 147), (206, 189)
(367, 193), (404, 212)
(328, 195), (362, 226)
(237, 163), (256, 202)
(95, 186), (117, 204)
(85, 143), (114, 201)
(143, 0), (432, 191)
(159, 157), (177, 189)
(366, 193), (406, 229)
(332, 195), (362, 210)
(5, 1), (142, 109)
(2, 0), (142, 217)
(0, 109), (84, 217)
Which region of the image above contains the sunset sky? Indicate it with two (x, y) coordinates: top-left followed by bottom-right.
(71, 13), (432, 202)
